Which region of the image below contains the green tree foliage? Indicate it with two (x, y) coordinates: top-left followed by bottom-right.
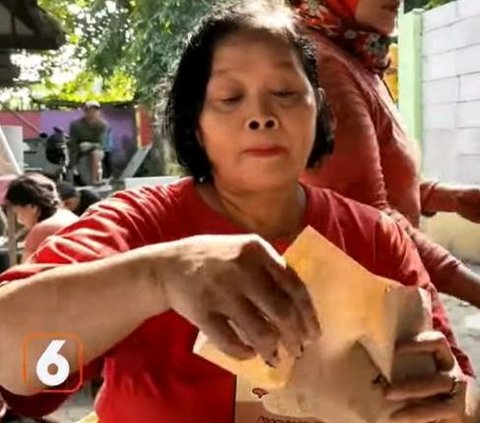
(18, 0), (456, 105)
(87, 0), (221, 103)
(34, 0), (221, 105)
(404, 0), (454, 13)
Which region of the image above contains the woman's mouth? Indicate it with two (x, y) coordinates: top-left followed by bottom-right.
(243, 146), (287, 157)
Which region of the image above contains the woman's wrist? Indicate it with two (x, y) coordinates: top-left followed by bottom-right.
(424, 183), (459, 213)
(125, 244), (173, 318)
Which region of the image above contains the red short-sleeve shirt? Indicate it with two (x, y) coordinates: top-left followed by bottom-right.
(0, 178), (472, 423)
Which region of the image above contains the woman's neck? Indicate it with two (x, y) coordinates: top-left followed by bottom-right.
(199, 181), (306, 241)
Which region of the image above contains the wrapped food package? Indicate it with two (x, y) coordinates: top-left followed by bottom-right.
(194, 226), (465, 423)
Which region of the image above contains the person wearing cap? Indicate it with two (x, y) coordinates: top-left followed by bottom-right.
(69, 101), (110, 186)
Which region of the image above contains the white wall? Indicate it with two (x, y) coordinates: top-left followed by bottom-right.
(422, 0), (480, 185)
(421, 0), (480, 263)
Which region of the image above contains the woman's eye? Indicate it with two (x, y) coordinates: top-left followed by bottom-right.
(274, 91), (297, 97)
(220, 95), (242, 104)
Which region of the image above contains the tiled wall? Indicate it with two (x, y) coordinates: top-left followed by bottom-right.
(422, 0), (480, 184)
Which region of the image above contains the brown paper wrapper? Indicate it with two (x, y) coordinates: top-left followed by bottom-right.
(194, 226), (464, 422)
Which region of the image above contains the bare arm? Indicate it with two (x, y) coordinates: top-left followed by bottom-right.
(421, 181), (480, 223)
(420, 181), (457, 214)
(0, 235), (318, 398)
(21, 226), (46, 264)
(0, 244), (164, 395)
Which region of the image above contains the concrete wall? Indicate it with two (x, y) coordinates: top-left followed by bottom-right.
(422, 0), (480, 185)
(420, 0), (480, 262)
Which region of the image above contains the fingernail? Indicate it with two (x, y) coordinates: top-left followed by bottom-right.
(267, 349), (280, 368)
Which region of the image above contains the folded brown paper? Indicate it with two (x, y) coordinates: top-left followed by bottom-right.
(194, 225), (464, 422)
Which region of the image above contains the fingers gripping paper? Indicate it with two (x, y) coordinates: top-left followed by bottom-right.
(194, 226), (437, 423)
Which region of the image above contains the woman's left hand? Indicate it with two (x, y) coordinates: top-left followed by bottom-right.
(385, 331), (465, 422)
(455, 187), (480, 223)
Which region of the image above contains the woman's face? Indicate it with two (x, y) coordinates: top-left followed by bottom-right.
(12, 204), (39, 229)
(198, 29), (317, 192)
(355, 0), (400, 35)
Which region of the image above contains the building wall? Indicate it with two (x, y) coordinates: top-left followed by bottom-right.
(420, 0), (480, 262)
(422, 0), (480, 185)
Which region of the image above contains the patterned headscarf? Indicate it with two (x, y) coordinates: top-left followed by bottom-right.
(292, 0), (392, 75)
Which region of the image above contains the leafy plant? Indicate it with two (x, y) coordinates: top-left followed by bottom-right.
(404, 0), (454, 12)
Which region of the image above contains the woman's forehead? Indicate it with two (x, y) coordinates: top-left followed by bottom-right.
(211, 29), (301, 75)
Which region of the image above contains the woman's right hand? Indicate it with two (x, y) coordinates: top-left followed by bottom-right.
(385, 332), (465, 423)
(157, 234), (321, 366)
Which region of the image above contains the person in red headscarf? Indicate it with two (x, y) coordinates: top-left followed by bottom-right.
(290, 0), (480, 309)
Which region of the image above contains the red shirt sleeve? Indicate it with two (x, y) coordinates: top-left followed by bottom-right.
(373, 213), (474, 377)
(0, 187), (171, 417)
(387, 209), (462, 294)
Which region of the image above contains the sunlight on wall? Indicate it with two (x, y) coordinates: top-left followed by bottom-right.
(422, 213), (480, 263)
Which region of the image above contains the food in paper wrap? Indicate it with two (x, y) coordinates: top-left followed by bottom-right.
(194, 226), (464, 423)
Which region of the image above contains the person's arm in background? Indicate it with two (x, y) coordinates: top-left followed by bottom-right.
(410, 226), (480, 309)
(421, 181), (480, 223)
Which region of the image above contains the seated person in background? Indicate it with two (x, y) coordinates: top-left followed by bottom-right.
(69, 101), (109, 186)
(0, 2), (477, 422)
(5, 174), (78, 262)
(56, 181), (101, 216)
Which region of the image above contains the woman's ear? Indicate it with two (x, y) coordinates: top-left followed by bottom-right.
(317, 87), (326, 105)
(317, 87), (335, 155)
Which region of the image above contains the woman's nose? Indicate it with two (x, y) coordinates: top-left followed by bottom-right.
(246, 117), (279, 131)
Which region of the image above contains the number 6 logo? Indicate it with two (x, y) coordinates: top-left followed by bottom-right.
(36, 340), (70, 387)
(23, 333), (83, 393)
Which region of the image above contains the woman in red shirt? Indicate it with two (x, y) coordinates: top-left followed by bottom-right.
(290, 0), (480, 308)
(0, 2), (475, 422)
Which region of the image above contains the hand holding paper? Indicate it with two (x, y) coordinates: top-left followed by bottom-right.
(194, 226), (466, 422)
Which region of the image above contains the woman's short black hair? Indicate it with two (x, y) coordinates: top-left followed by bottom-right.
(5, 173), (60, 222)
(164, 0), (334, 182)
(56, 181), (78, 201)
